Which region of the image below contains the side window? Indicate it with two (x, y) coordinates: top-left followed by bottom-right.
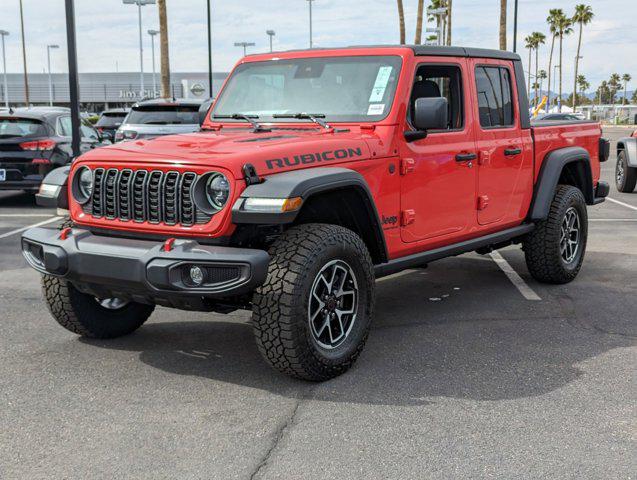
(57, 116), (72, 136)
(410, 64), (464, 130)
(475, 66), (514, 128)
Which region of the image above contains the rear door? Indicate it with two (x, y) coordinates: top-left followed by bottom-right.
(469, 59), (533, 226)
(399, 58), (478, 244)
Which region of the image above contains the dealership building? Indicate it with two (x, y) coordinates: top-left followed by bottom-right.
(0, 71), (229, 111)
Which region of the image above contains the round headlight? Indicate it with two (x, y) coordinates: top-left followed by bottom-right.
(205, 173), (230, 210)
(78, 168), (93, 198)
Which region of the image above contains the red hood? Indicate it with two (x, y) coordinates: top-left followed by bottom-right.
(78, 127), (375, 178)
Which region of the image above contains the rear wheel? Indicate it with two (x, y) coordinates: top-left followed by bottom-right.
(616, 150), (637, 193)
(251, 223), (375, 381)
(523, 185), (588, 284)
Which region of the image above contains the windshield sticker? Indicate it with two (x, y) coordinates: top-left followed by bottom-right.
(369, 66), (393, 102)
(367, 104), (385, 116)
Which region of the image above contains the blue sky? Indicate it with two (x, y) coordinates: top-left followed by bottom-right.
(0, 0), (634, 92)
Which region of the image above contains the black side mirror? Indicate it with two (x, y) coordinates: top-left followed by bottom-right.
(413, 97), (448, 131)
(100, 131), (113, 142)
(198, 98), (214, 126)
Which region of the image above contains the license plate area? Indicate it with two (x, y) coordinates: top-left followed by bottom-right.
(0, 169), (6, 181)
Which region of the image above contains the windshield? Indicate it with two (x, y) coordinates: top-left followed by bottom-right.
(125, 106), (199, 125)
(212, 55), (402, 123)
(0, 118), (48, 139)
(96, 112), (127, 127)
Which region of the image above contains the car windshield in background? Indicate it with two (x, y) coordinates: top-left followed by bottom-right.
(0, 118), (48, 139)
(96, 113), (127, 127)
(212, 55), (402, 123)
(126, 106), (199, 125)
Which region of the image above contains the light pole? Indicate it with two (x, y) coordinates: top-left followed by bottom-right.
(206, 0), (213, 97)
(306, 0), (314, 48)
(427, 7), (447, 46)
(553, 64), (560, 112)
(0, 30), (8, 108)
(266, 30), (275, 52)
(123, 0), (156, 98)
(148, 29), (159, 96)
(47, 44), (59, 106)
(234, 42), (255, 57)
(19, 0), (29, 104)
(512, 0), (518, 52)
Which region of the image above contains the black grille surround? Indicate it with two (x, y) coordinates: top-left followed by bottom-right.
(83, 168), (212, 226)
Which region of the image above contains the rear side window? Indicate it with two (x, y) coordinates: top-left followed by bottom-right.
(475, 66), (514, 128)
(0, 118), (48, 139)
(125, 106), (199, 125)
(95, 112), (126, 127)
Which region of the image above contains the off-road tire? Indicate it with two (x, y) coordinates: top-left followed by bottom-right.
(523, 185), (588, 284)
(251, 223), (375, 381)
(616, 150), (637, 193)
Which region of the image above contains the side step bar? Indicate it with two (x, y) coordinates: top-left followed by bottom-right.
(374, 224), (535, 278)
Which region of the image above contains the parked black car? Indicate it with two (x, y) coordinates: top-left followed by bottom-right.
(94, 108), (129, 141)
(0, 107), (109, 193)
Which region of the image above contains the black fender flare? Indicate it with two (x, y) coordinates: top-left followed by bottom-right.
(528, 146), (594, 221)
(232, 167), (387, 261)
(35, 165), (71, 209)
(617, 137), (637, 168)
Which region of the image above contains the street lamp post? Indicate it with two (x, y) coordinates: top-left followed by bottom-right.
(266, 30), (276, 52)
(123, 0), (156, 99)
(19, 0), (29, 105)
(148, 29), (159, 96)
(234, 42), (255, 57)
(306, 0), (314, 48)
(0, 30), (8, 108)
(47, 44), (59, 106)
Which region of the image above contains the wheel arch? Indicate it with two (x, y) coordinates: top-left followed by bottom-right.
(232, 167), (388, 264)
(528, 146), (594, 221)
(617, 137), (637, 168)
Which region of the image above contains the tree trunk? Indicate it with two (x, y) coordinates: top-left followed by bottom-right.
(558, 34), (563, 112)
(158, 0), (171, 98)
(534, 45), (539, 107)
(573, 22), (583, 110)
(499, 0), (507, 50)
(528, 47), (532, 98)
(624, 83), (628, 105)
(547, 35), (555, 111)
(447, 0), (452, 45)
(397, 0), (405, 45)
(414, 0), (424, 44)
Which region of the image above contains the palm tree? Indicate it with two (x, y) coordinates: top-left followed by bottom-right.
(555, 12), (573, 111)
(572, 4), (594, 110)
(622, 74), (632, 105)
(546, 9), (561, 110)
(532, 32), (546, 107)
(609, 73), (621, 104)
(415, 0), (425, 44)
(597, 80), (609, 105)
(446, 0), (452, 45)
(157, 0), (170, 98)
(576, 74), (589, 105)
(397, 0), (406, 44)
(524, 35), (534, 95)
(538, 69), (547, 104)
(499, 0), (507, 50)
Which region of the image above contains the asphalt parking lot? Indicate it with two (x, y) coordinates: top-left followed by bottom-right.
(1, 127), (635, 479)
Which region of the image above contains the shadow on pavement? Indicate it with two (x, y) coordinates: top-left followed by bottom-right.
(0, 191), (38, 207)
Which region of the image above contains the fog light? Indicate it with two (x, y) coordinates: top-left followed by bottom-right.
(189, 266), (205, 286)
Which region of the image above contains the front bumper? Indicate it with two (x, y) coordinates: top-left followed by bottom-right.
(21, 227), (270, 310)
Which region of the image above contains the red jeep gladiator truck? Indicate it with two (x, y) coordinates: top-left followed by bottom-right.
(22, 46), (609, 381)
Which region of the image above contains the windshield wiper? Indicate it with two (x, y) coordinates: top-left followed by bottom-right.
(212, 113), (271, 133)
(272, 113), (331, 130)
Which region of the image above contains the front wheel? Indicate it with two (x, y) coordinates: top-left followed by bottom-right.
(42, 275), (154, 338)
(523, 185), (588, 284)
(616, 150), (637, 193)
(251, 223), (375, 381)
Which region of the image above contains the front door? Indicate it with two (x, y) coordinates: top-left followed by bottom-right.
(469, 59), (533, 225)
(400, 59), (478, 245)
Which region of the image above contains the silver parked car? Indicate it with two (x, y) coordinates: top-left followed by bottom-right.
(114, 98), (212, 142)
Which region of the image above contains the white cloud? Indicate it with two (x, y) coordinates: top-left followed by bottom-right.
(0, 0), (634, 91)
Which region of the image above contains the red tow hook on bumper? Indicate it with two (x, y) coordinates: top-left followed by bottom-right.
(59, 227), (72, 240)
(163, 238), (176, 252)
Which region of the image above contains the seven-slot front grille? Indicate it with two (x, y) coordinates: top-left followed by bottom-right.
(83, 168), (212, 226)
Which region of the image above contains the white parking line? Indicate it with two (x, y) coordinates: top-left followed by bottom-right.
(0, 214), (55, 218)
(607, 197), (637, 212)
(590, 218), (637, 222)
(489, 251), (541, 301)
(0, 216), (61, 240)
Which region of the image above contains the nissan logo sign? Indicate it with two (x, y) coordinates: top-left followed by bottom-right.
(190, 83), (206, 97)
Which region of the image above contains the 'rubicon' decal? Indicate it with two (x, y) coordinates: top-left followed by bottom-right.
(265, 147), (363, 170)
